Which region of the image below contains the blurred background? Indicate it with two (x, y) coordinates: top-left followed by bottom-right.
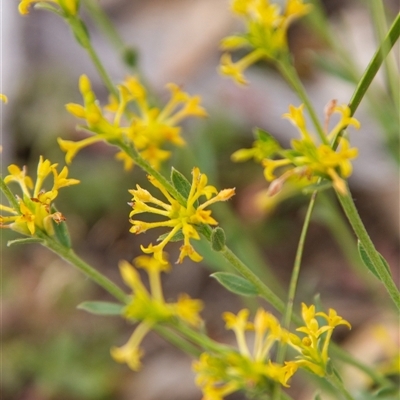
(1, 0), (399, 399)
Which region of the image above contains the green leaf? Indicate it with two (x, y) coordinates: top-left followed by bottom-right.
(51, 206), (71, 248)
(358, 241), (391, 281)
(122, 47), (138, 67)
(77, 301), (124, 316)
(211, 227), (226, 252)
(374, 385), (400, 398)
(7, 238), (45, 247)
(211, 272), (259, 297)
(253, 127), (281, 156)
(171, 167), (191, 201)
(157, 229), (184, 242)
(313, 394), (323, 400)
(254, 127), (274, 142)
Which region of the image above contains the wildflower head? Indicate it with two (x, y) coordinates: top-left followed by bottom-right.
(111, 257), (203, 370)
(1, 156), (79, 236)
(232, 103), (360, 196)
(19, 0), (79, 16)
(128, 167), (235, 264)
(219, 0), (312, 84)
(61, 74), (207, 170)
(288, 303), (351, 376)
(193, 308), (298, 400)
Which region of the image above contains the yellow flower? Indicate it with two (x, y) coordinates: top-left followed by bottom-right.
(0, 94), (8, 103)
(110, 321), (150, 371)
(112, 256), (203, 371)
(219, 0), (312, 84)
(61, 74), (207, 170)
(18, 0), (79, 16)
(1, 156), (79, 236)
(129, 167), (235, 264)
(193, 308), (298, 400)
(288, 303), (351, 376)
(233, 103), (360, 195)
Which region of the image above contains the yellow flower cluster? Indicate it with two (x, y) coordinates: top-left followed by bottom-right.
(0, 156), (79, 236)
(193, 304), (350, 400)
(18, 0), (79, 16)
(59, 75), (207, 170)
(219, 0), (312, 84)
(232, 103), (360, 195)
(288, 303), (351, 376)
(111, 256), (203, 371)
(129, 167), (235, 264)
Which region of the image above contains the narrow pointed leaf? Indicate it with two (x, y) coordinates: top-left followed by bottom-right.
(358, 241), (391, 281)
(211, 272), (258, 297)
(7, 238), (44, 247)
(171, 167), (191, 200)
(77, 301), (124, 316)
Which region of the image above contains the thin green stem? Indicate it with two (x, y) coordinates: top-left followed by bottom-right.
(336, 189), (400, 309)
(330, 344), (393, 388)
(367, 2), (399, 109)
(36, 231), (128, 303)
(173, 321), (232, 354)
(327, 372), (356, 400)
(277, 59), (328, 145)
(84, 38), (118, 98)
(0, 177), (21, 211)
(116, 140), (186, 205)
(220, 245), (287, 316)
(153, 325), (202, 357)
(66, 16), (118, 98)
(272, 191), (318, 400)
(82, 0), (126, 52)
(348, 13), (400, 115)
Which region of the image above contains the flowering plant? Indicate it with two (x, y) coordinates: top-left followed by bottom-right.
(2, 1), (399, 399)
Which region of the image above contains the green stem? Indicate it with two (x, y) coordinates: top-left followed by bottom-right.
(330, 344), (393, 388)
(116, 140), (186, 205)
(220, 245), (287, 316)
(67, 16), (118, 98)
(81, 0), (139, 72)
(277, 59), (328, 145)
(348, 13), (400, 115)
(81, 0), (126, 52)
(36, 231), (128, 303)
(84, 38), (118, 98)
(367, 2), (399, 109)
(173, 321), (232, 354)
(0, 177), (21, 211)
(272, 191), (318, 400)
(153, 325), (202, 357)
(327, 372), (356, 400)
(336, 189), (400, 309)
